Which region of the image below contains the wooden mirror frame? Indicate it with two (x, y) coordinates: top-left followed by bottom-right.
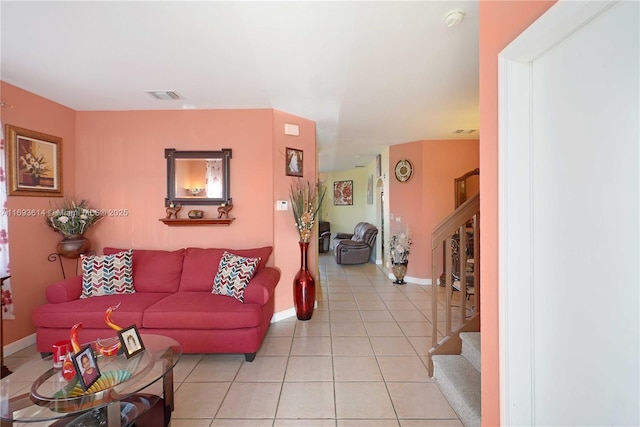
(165, 148), (232, 207)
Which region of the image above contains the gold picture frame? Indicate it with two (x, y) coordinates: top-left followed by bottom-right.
(5, 124), (62, 197)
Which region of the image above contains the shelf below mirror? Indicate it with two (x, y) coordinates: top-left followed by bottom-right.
(159, 218), (235, 226)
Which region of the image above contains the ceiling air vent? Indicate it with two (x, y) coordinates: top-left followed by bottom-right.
(454, 129), (478, 134)
(146, 90), (181, 100)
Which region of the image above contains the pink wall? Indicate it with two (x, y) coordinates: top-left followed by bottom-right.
(0, 84), (319, 345)
(390, 139), (478, 281)
(75, 109), (314, 315)
(0, 82), (77, 344)
(479, 1), (556, 425)
(271, 110), (318, 313)
(75, 109), (275, 250)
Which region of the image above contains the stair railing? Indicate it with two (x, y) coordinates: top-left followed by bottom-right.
(428, 192), (480, 376)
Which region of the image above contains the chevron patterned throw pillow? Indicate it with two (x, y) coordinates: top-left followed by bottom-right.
(81, 249), (135, 298)
(212, 251), (261, 303)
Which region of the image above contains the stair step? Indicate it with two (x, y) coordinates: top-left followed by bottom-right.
(461, 332), (481, 371)
(432, 355), (481, 427)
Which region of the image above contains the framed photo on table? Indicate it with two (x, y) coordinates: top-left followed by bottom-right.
(72, 345), (101, 391)
(5, 124), (62, 197)
(285, 147), (303, 177)
(118, 325), (145, 359)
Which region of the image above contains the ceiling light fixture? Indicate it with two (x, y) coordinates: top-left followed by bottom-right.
(444, 9), (465, 27)
(146, 90), (180, 100)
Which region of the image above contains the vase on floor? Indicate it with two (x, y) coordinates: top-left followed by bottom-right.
(57, 234), (91, 259)
(293, 241), (315, 320)
(392, 261), (408, 285)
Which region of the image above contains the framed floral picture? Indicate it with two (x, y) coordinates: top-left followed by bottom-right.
(5, 124), (62, 197)
(334, 180), (353, 206)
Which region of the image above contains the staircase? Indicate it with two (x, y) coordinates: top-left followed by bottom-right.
(432, 332), (481, 427)
(427, 191), (480, 426)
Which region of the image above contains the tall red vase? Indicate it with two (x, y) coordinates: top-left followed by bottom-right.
(294, 241), (315, 320)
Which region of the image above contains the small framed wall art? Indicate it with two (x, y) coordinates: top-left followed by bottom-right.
(5, 124), (63, 197)
(367, 175), (374, 205)
(334, 180), (353, 205)
(285, 147), (303, 177)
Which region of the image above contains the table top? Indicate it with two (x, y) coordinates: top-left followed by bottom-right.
(0, 334), (181, 423)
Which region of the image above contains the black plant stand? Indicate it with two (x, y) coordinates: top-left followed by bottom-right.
(48, 250), (95, 279)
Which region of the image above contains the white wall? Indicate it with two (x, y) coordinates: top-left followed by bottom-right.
(500, 1), (639, 425)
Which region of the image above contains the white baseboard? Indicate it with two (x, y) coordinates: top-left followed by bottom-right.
(4, 333), (36, 356)
(272, 307), (296, 322)
(271, 301), (318, 323)
(386, 272), (431, 286)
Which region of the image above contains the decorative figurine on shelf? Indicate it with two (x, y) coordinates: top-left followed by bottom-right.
(166, 202), (182, 219)
(217, 199), (233, 219)
(188, 187), (203, 196)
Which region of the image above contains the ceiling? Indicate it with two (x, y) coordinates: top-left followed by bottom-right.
(0, 1), (479, 173)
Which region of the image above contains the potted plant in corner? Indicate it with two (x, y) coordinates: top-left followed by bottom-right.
(46, 197), (104, 259)
(389, 231), (412, 284)
(289, 179), (325, 320)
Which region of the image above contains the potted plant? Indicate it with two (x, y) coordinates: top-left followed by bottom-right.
(389, 232), (412, 284)
(46, 197), (104, 259)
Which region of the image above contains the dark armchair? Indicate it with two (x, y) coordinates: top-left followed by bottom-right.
(319, 221), (331, 253)
(333, 222), (378, 265)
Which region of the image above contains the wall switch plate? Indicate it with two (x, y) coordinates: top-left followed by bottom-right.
(276, 200), (288, 211)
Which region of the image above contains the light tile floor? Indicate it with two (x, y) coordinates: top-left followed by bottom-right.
(4, 253), (464, 427)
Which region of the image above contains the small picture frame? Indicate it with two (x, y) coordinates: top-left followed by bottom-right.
(334, 180), (354, 206)
(72, 345), (101, 391)
(285, 147), (303, 177)
(367, 175), (374, 205)
(5, 124), (63, 197)
(117, 325), (145, 359)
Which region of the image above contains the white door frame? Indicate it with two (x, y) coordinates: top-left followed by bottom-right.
(498, 1), (618, 425)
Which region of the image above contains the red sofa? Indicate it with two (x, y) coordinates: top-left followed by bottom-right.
(32, 246), (280, 361)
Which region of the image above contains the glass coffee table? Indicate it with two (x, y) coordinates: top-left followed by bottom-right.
(0, 334), (181, 426)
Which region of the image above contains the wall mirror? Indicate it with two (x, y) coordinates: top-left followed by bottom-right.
(165, 148), (232, 206)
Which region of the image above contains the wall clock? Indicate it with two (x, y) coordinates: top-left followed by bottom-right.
(394, 159), (413, 182)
